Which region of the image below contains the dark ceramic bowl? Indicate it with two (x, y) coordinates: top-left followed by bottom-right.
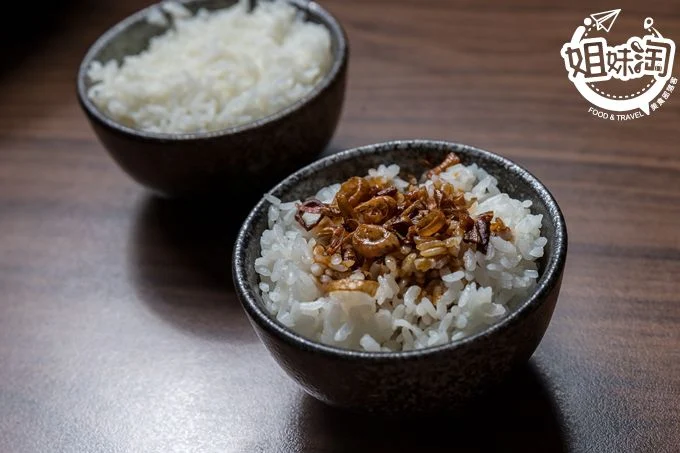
(233, 140), (568, 414)
(76, 0), (348, 198)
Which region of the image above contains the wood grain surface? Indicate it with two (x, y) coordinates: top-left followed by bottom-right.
(1, 0), (679, 452)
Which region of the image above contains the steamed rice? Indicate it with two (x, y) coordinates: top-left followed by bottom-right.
(87, 0), (332, 133)
(255, 162), (546, 352)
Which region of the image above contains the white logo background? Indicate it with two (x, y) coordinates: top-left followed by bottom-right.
(561, 9), (675, 118)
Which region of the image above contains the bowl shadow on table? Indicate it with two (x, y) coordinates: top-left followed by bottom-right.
(127, 144), (348, 340)
(128, 193), (260, 341)
(292, 361), (568, 453)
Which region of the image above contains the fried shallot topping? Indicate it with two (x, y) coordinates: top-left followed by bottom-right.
(295, 153), (514, 303)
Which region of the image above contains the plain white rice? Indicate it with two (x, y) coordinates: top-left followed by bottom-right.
(255, 163), (547, 352)
(87, 0), (332, 133)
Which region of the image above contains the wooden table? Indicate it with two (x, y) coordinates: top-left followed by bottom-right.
(1, 1), (679, 451)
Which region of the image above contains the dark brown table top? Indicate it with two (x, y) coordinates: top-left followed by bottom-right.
(1, 1), (679, 452)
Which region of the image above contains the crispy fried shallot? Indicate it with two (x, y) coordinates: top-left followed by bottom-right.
(295, 153), (513, 302)
(325, 278), (379, 296)
(426, 152), (461, 178)
(463, 211), (493, 254)
(352, 224), (400, 258)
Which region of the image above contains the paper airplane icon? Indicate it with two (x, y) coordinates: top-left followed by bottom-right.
(590, 9), (621, 33)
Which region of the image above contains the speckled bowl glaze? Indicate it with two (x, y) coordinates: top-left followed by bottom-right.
(76, 0), (348, 198)
(233, 140), (567, 414)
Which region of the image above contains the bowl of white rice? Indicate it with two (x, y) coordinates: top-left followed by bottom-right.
(77, 0), (347, 197)
(233, 140), (567, 413)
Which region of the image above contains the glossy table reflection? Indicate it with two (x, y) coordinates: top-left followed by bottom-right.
(1, 0), (679, 452)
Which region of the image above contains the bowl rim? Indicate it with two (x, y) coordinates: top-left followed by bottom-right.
(76, 0), (348, 141)
(233, 139), (568, 360)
